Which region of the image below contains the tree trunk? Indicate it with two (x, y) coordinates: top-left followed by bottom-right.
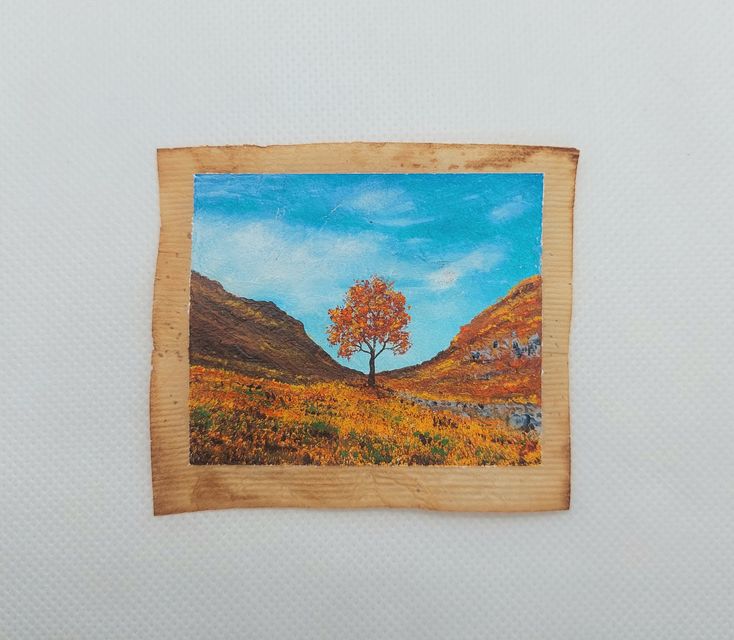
(368, 352), (376, 387)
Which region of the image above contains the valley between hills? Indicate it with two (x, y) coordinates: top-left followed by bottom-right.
(188, 271), (542, 466)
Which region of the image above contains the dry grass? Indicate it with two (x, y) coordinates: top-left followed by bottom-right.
(383, 275), (542, 404)
(189, 366), (540, 466)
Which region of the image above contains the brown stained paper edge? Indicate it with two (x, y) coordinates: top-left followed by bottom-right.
(150, 142), (578, 515)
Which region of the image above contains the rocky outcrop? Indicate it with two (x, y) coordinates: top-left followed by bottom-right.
(397, 393), (542, 432)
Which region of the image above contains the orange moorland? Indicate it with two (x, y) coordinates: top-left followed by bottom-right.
(189, 365), (540, 466)
(382, 275), (541, 404)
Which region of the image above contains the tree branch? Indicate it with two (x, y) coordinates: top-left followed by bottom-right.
(358, 341), (375, 356)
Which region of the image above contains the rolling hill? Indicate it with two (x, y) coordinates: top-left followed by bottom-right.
(382, 275), (542, 405)
(189, 271), (361, 383)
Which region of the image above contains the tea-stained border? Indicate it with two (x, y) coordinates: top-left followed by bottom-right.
(151, 142), (578, 514)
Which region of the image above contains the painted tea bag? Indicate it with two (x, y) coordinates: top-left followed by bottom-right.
(151, 143), (577, 513)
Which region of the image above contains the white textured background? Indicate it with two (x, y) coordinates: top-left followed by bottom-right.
(2, 1), (733, 638)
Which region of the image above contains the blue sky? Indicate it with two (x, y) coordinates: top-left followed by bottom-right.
(192, 173), (543, 372)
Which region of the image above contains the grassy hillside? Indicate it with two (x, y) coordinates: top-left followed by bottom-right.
(190, 271), (361, 383)
(383, 275), (541, 404)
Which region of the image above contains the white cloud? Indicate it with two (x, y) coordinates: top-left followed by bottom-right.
(425, 247), (504, 291)
(344, 187), (415, 215)
(194, 217), (505, 319)
(427, 267), (460, 290)
(192, 218), (437, 317)
(490, 195), (528, 222)
(374, 215), (434, 228)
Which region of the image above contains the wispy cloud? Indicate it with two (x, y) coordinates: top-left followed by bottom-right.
(426, 247), (504, 291)
(193, 218), (389, 315)
(344, 186), (415, 215)
(490, 195), (529, 222)
(374, 215), (434, 228)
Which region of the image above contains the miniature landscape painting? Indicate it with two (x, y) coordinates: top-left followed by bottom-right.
(189, 173), (543, 466)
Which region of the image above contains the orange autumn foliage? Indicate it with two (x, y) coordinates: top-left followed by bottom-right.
(327, 276), (411, 387)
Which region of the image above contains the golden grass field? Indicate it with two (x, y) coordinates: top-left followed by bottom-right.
(189, 365), (540, 466)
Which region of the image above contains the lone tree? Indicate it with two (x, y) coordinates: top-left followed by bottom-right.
(327, 276), (411, 387)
